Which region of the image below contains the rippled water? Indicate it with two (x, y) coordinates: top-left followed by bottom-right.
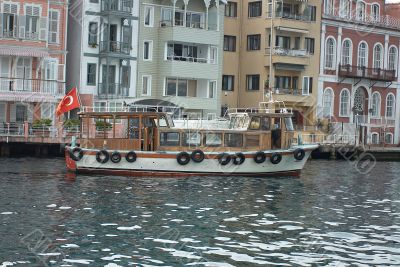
(1, 158), (400, 266)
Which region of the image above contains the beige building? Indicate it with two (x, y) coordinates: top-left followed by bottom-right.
(222, 0), (321, 129)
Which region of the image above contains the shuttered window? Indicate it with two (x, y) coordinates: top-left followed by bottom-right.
(48, 10), (59, 43)
(25, 5), (40, 40)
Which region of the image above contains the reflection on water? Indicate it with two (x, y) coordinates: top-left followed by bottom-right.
(1, 158), (400, 266)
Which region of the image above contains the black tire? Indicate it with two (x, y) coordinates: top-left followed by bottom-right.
(293, 148), (305, 161)
(110, 151), (122, 163)
(191, 149), (205, 163)
(218, 153), (231, 166)
(254, 151), (266, 164)
(270, 153), (282, 164)
(177, 152), (190, 165)
(232, 152), (245, 165)
(126, 151), (137, 163)
(69, 147), (83, 161)
(96, 149), (109, 164)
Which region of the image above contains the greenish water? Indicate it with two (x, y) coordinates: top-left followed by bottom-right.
(1, 158), (400, 266)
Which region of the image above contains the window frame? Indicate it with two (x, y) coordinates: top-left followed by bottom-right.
(246, 74), (260, 91)
(341, 39), (352, 66)
(48, 9), (59, 44)
(248, 1), (262, 18)
(325, 37), (336, 70)
(385, 93), (395, 118)
(225, 1), (237, 17)
(371, 92), (381, 118)
(88, 21), (98, 46)
(247, 34), (261, 51)
(143, 40), (153, 61)
(222, 75), (234, 91)
(339, 88), (350, 117)
(87, 63), (97, 86)
(144, 5), (154, 27)
(372, 43), (384, 70)
(142, 75), (152, 96)
(323, 88), (334, 118)
(223, 35), (236, 52)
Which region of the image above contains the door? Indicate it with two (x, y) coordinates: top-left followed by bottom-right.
(0, 57), (11, 91)
(121, 25), (131, 54)
(109, 24), (117, 51)
(44, 59), (58, 93)
(16, 58), (32, 91)
(102, 65), (116, 95)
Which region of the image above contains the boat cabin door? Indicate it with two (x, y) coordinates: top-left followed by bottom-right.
(141, 116), (157, 151)
(271, 117), (282, 149)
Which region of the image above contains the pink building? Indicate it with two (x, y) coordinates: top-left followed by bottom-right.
(319, 0), (400, 146)
(0, 0), (68, 132)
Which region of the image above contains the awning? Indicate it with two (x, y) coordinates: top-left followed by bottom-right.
(0, 47), (49, 57)
(274, 63), (305, 71)
(276, 26), (309, 34)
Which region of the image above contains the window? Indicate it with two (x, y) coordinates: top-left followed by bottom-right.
(247, 34), (261, 50)
(48, 10), (59, 43)
(183, 132), (201, 146)
(87, 63), (96, 85)
(89, 0), (99, 3)
(205, 133), (222, 146)
(210, 47), (217, 64)
(324, 0), (334, 15)
(224, 35), (236, 51)
(358, 42), (368, 67)
(142, 75), (151, 96)
(246, 75), (260, 91)
(385, 133), (393, 144)
(144, 6), (154, 27)
(88, 22), (98, 45)
(388, 47), (398, 71)
(225, 1), (237, 17)
(224, 133), (243, 147)
(16, 105), (27, 123)
(121, 66), (130, 92)
(166, 78), (188, 96)
(302, 76), (313, 95)
(386, 94), (395, 118)
(248, 1), (262, 17)
(275, 76), (291, 89)
(342, 40), (352, 66)
(160, 132), (180, 146)
(2, 3), (18, 38)
(309, 5), (317, 21)
(41, 103), (54, 119)
(143, 40), (153, 60)
(339, 0), (350, 18)
(305, 38), (315, 54)
(208, 81), (216, 98)
(340, 89), (350, 116)
(25, 5), (40, 40)
(325, 38), (336, 69)
(373, 44), (383, 69)
(276, 36), (290, 49)
(356, 1), (366, 21)
(371, 92), (381, 117)
(371, 133), (379, 144)
(371, 4), (380, 21)
(222, 75), (234, 91)
(323, 88), (333, 118)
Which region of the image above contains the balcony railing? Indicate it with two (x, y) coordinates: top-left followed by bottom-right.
(355, 115), (396, 127)
(166, 55), (208, 63)
(272, 87), (305, 95)
(338, 64), (397, 82)
(268, 48), (309, 57)
(160, 20), (217, 31)
(267, 11), (314, 22)
(99, 41), (130, 55)
(98, 83), (129, 99)
(101, 0), (132, 13)
(0, 77), (64, 95)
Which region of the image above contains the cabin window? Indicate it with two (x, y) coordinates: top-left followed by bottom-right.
(246, 135), (260, 147)
(224, 133), (243, 147)
(205, 133), (222, 146)
(158, 116), (168, 127)
(249, 117), (261, 130)
(183, 132), (201, 146)
(261, 117), (270, 130)
(284, 118), (294, 131)
(160, 132), (180, 146)
(128, 118), (140, 139)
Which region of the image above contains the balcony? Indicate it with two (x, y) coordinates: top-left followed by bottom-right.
(98, 83), (129, 99)
(265, 48), (310, 67)
(99, 41), (130, 55)
(355, 115), (396, 127)
(273, 87), (302, 95)
(268, 11), (314, 22)
(338, 64), (397, 82)
(0, 77), (64, 96)
(101, 0), (132, 14)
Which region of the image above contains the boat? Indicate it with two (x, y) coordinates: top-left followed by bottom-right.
(65, 101), (318, 177)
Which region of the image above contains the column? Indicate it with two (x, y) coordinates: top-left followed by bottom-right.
(183, 0), (189, 27)
(320, 24), (326, 75)
(337, 27), (342, 76)
(384, 34), (389, 70)
(203, 0), (210, 30)
(394, 41), (400, 144)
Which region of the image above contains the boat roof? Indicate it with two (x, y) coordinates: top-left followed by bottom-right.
(78, 111), (167, 117)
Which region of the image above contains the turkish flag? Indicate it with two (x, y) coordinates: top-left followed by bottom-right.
(56, 87), (81, 116)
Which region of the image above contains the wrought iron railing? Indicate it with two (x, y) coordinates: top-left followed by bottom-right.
(101, 0), (132, 13)
(338, 64), (397, 82)
(98, 83), (129, 99)
(99, 41), (130, 55)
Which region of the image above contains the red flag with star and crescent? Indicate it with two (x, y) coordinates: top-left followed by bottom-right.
(56, 87), (81, 116)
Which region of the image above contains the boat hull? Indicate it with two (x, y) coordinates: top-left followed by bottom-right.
(65, 145), (318, 177)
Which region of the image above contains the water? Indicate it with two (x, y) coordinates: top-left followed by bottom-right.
(1, 158), (400, 266)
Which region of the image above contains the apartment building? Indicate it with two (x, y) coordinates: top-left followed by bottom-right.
(319, 0), (400, 145)
(222, 0), (321, 129)
(136, 0), (226, 117)
(0, 0), (68, 127)
(67, 0), (139, 111)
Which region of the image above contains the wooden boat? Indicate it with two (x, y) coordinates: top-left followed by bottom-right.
(65, 101), (318, 177)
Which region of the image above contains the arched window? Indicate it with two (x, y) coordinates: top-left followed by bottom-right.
(358, 42), (368, 67)
(356, 1), (366, 21)
(386, 94), (395, 118)
(371, 132), (379, 144)
(323, 88), (334, 118)
(388, 46), (398, 71)
(340, 0), (350, 18)
(385, 133), (393, 144)
(371, 4), (380, 21)
(342, 39), (352, 65)
(373, 44), (383, 69)
(371, 92), (381, 117)
(340, 89), (350, 116)
(325, 38), (336, 69)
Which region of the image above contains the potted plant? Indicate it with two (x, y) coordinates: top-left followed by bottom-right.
(95, 120), (112, 138)
(32, 118), (52, 137)
(64, 119), (80, 136)
(90, 43), (98, 48)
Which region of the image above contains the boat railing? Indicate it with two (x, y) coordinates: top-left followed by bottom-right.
(225, 107), (293, 117)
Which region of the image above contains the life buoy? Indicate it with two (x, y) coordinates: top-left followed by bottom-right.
(254, 151), (266, 164)
(110, 151), (122, 163)
(69, 147), (83, 161)
(126, 151), (137, 163)
(270, 153), (282, 164)
(218, 153), (231, 166)
(232, 152), (245, 165)
(177, 152), (190, 165)
(96, 149), (109, 164)
(191, 149), (205, 163)
(293, 148), (305, 161)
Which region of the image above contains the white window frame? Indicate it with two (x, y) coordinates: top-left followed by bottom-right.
(24, 4), (41, 40)
(208, 80), (216, 98)
(341, 39), (352, 66)
(371, 3), (380, 22)
(48, 9), (59, 44)
(324, 0), (334, 15)
(371, 132), (379, 144)
(302, 76), (312, 95)
(142, 75), (152, 96)
(323, 88), (334, 118)
(339, 0), (350, 18)
(143, 40), (153, 61)
(144, 5), (154, 27)
(385, 93), (395, 118)
(371, 92), (381, 118)
(339, 88), (350, 117)
(357, 41), (368, 68)
(356, 1), (366, 21)
(373, 43), (384, 70)
(325, 37), (336, 70)
(209, 46), (218, 64)
(388, 46), (398, 71)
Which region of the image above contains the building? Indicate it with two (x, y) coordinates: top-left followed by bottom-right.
(136, 0), (226, 117)
(319, 0), (400, 145)
(0, 0), (68, 129)
(222, 0), (321, 129)
(66, 0), (139, 112)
